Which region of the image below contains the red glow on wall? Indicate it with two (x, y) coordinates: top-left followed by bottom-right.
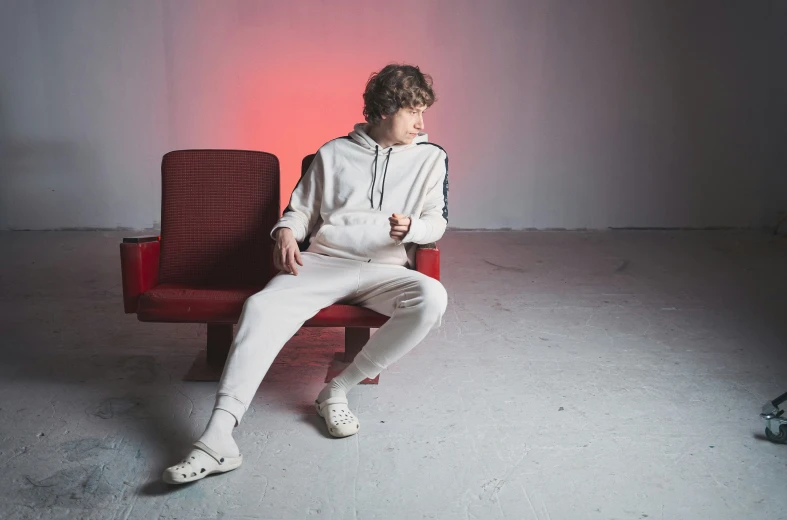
(162, 6), (442, 218)
(230, 62), (372, 214)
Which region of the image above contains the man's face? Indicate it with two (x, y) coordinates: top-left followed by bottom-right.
(380, 105), (427, 146)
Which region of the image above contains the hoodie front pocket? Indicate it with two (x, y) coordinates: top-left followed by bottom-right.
(315, 223), (406, 262)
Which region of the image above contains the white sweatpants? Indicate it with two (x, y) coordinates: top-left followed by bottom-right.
(214, 251), (448, 423)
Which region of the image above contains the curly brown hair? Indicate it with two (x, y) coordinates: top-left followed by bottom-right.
(362, 64), (436, 126)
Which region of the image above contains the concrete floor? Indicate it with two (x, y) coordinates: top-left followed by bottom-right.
(1, 230), (786, 520)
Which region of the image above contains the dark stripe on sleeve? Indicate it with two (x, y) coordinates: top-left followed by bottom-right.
(417, 142), (449, 221)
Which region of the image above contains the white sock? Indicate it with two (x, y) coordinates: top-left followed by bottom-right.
(317, 361), (370, 403)
(197, 409), (240, 458)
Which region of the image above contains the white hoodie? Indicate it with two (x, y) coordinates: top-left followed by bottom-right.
(271, 123), (448, 266)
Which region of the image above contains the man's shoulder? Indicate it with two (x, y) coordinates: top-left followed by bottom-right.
(316, 136), (353, 155)
(416, 141), (448, 157)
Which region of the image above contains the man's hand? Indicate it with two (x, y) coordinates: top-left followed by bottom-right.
(389, 213), (411, 241)
(273, 227), (303, 275)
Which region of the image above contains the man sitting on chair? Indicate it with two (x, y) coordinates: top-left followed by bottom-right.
(164, 63), (449, 484)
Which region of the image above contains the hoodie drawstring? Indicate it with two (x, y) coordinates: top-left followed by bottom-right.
(370, 146), (379, 209)
(378, 148), (392, 210)
(370, 146), (392, 211)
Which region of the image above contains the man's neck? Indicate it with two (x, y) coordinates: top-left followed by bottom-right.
(366, 124), (395, 149)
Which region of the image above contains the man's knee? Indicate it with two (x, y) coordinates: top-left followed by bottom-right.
(419, 279), (448, 323)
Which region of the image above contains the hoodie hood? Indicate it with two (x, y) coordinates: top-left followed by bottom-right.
(349, 123), (429, 153)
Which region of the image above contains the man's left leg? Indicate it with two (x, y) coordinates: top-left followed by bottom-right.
(317, 262), (448, 410)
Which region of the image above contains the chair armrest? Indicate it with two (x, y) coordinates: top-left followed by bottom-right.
(415, 242), (440, 281)
(119, 236), (160, 313)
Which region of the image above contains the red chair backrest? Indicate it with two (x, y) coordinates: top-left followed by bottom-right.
(158, 150), (280, 287)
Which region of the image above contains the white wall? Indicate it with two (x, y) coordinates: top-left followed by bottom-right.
(1, 0), (785, 230)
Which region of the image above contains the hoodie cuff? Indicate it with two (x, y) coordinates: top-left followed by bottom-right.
(270, 224), (296, 242)
(400, 216), (425, 244)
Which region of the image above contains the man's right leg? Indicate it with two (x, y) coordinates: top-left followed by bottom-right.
(213, 252), (361, 432)
(163, 253), (360, 484)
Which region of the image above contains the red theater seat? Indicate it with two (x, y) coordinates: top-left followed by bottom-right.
(120, 150), (440, 383)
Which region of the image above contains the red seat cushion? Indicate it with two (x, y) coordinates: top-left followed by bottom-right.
(137, 284), (388, 327)
(137, 284), (260, 323)
(304, 305), (388, 328)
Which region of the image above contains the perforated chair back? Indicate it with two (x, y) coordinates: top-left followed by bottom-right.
(158, 149), (280, 287)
